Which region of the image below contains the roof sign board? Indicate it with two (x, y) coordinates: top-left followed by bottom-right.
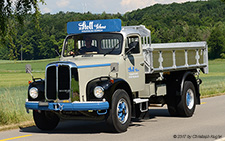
(67, 19), (121, 34)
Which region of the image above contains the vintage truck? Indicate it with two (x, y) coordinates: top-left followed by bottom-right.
(25, 19), (208, 132)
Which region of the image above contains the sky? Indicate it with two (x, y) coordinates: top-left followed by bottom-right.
(39, 0), (198, 14)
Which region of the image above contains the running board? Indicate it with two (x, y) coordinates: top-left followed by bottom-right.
(133, 98), (149, 112)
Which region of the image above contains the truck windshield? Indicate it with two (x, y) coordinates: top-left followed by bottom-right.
(63, 33), (123, 57)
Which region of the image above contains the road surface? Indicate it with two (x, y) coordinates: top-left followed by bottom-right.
(0, 95), (225, 141)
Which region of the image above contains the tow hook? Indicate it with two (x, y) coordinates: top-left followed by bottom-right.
(54, 103), (64, 111)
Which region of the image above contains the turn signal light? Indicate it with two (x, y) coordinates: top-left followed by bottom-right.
(110, 78), (114, 84)
(28, 80), (32, 84)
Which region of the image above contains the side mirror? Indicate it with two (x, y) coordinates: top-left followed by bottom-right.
(26, 64), (35, 81)
(26, 64), (32, 74)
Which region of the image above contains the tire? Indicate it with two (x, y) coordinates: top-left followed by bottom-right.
(167, 97), (179, 116)
(106, 89), (131, 133)
(177, 81), (196, 117)
(33, 110), (60, 131)
(166, 81), (179, 116)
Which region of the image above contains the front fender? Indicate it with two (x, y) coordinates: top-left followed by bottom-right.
(28, 79), (45, 101)
(86, 77), (131, 103)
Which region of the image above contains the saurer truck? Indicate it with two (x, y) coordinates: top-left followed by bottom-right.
(25, 19), (208, 132)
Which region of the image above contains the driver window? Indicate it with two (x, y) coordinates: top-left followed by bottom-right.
(126, 36), (140, 54)
(64, 37), (76, 56)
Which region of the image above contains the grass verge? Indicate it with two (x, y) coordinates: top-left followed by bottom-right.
(200, 59), (225, 96)
(0, 86), (32, 126)
(0, 58), (57, 128)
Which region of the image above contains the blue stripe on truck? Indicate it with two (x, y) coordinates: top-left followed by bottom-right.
(77, 63), (111, 68)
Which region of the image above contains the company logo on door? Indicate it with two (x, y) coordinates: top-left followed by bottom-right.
(128, 67), (139, 72)
(78, 21), (106, 33)
(128, 67), (139, 79)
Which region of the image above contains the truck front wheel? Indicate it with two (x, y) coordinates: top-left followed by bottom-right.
(33, 110), (59, 131)
(106, 89), (131, 133)
(177, 81), (197, 117)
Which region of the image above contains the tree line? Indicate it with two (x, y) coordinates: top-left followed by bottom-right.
(0, 0), (225, 60)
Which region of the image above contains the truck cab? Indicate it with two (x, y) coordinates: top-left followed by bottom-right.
(25, 19), (208, 133)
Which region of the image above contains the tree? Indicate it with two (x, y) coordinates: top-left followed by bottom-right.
(0, 0), (44, 59)
(208, 22), (225, 59)
(0, 0), (44, 36)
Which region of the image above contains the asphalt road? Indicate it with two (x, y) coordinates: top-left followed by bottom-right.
(0, 95), (225, 141)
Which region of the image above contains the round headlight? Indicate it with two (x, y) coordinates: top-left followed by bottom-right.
(94, 86), (104, 98)
(29, 87), (38, 99)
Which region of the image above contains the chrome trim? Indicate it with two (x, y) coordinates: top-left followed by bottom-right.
(45, 61), (77, 101)
(152, 64), (207, 73)
(46, 61), (77, 69)
(56, 64), (58, 100)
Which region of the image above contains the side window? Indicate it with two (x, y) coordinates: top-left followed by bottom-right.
(64, 37), (76, 56)
(126, 36), (140, 54)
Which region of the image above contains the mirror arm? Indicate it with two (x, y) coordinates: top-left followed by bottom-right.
(125, 46), (135, 54)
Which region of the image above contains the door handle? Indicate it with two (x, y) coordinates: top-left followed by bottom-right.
(140, 62), (144, 66)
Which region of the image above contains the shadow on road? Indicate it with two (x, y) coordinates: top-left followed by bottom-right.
(20, 108), (170, 134)
(149, 108), (170, 118)
(20, 121), (112, 134)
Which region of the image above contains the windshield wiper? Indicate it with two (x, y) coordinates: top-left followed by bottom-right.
(104, 42), (120, 56)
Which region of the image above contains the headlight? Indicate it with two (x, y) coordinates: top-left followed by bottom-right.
(29, 87), (38, 99)
(94, 86), (104, 98)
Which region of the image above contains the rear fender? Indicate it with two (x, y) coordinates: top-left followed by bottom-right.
(180, 72), (200, 104)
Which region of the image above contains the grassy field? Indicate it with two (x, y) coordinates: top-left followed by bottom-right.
(0, 86), (31, 125)
(0, 58), (57, 87)
(200, 59), (225, 96)
(0, 58), (224, 126)
(0, 58), (58, 126)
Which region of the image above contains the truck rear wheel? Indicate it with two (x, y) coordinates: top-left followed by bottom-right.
(177, 81), (196, 117)
(33, 110), (59, 131)
(167, 81), (196, 117)
(167, 98), (179, 116)
(166, 81), (179, 116)
(106, 89), (131, 133)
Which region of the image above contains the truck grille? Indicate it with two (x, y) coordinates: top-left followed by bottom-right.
(46, 64), (79, 101)
(46, 66), (57, 99)
(58, 66), (70, 99)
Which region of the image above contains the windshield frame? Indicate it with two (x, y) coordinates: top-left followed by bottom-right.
(62, 32), (124, 57)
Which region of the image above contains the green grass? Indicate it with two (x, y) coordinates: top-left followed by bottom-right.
(0, 58), (224, 126)
(0, 58), (58, 87)
(0, 86), (32, 125)
(200, 59), (225, 96)
(0, 58), (57, 125)
(0, 58), (58, 72)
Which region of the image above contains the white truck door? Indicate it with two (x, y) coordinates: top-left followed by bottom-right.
(125, 35), (145, 91)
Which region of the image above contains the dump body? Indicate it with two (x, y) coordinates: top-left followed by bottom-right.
(144, 42), (208, 74)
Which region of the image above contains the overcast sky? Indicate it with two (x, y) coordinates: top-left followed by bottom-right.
(39, 0), (197, 14)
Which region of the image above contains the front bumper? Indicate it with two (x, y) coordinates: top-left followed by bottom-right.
(25, 101), (109, 112)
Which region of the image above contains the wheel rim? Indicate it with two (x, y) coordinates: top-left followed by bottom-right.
(186, 89), (194, 109)
(117, 98), (129, 124)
